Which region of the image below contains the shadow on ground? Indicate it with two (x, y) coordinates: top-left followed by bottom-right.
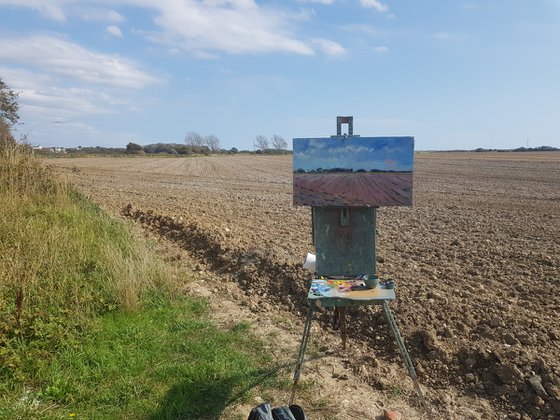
(149, 368), (277, 419)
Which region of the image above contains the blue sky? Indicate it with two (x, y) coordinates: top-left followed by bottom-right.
(294, 136), (413, 171)
(0, 0), (559, 150)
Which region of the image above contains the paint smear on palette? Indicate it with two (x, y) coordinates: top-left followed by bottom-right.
(293, 136), (414, 207)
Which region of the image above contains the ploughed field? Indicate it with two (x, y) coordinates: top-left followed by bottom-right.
(50, 152), (560, 417)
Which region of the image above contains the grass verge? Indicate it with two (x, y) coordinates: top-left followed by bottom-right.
(0, 137), (276, 418)
(1, 297), (274, 419)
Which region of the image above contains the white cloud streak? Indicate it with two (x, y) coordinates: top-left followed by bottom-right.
(0, 35), (161, 88)
(147, 0), (314, 55)
(430, 32), (468, 42)
(297, 0), (335, 4)
(0, 0), (68, 20)
(107, 25), (123, 37)
(360, 0), (389, 12)
(0, 1), (125, 22)
(20, 87), (109, 116)
(0, 66), (128, 129)
(80, 8), (125, 23)
(311, 38), (346, 56)
(0, 0), (343, 56)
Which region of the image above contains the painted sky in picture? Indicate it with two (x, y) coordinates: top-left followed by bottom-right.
(293, 137), (414, 172)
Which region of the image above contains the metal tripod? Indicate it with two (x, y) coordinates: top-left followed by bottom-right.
(289, 299), (426, 408)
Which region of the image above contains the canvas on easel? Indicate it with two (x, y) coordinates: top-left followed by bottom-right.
(293, 136), (414, 207)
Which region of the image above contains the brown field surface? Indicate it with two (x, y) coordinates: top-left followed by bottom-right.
(49, 152), (560, 419)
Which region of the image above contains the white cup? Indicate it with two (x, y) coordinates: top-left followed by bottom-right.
(303, 253), (316, 272)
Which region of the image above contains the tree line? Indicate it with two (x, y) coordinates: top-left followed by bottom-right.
(254, 134), (288, 151)
(124, 132), (290, 156)
(125, 142), (213, 156)
(294, 168), (409, 174)
(182, 132), (289, 153)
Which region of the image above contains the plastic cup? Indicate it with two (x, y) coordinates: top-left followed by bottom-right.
(364, 276), (379, 289)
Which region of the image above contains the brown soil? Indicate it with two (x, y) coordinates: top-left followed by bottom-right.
(49, 152), (560, 419)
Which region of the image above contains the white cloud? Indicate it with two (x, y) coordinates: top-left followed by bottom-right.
(0, 35), (161, 88)
(0, 1), (126, 22)
(0, 0), (342, 56)
(0, 0), (67, 20)
(373, 45), (388, 53)
(20, 87), (109, 116)
(341, 23), (379, 36)
(297, 0), (335, 4)
(360, 0), (389, 12)
(1, 66), (144, 148)
(107, 25), (123, 37)
(0, 66), (53, 91)
(311, 38), (346, 56)
(80, 8), (125, 23)
(148, 0), (315, 55)
(430, 32), (468, 42)
(1, 66), (132, 121)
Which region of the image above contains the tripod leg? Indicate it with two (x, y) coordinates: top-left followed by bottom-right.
(290, 301), (315, 405)
(382, 300), (427, 408)
(340, 306), (347, 349)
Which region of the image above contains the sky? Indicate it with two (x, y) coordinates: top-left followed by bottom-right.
(293, 136), (413, 171)
(0, 0), (559, 151)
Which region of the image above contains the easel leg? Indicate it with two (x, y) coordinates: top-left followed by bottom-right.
(340, 307), (347, 350)
(290, 301), (315, 405)
(382, 301), (427, 408)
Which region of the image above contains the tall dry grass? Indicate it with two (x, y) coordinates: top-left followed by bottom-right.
(1, 121), (63, 201)
(0, 126), (177, 382)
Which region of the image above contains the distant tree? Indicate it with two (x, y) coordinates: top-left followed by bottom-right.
(126, 142), (143, 154)
(229, 147), (238, 154)
(0, 116), (14, 148)
(271, 134), (288, 150)
(156, 144), (178, 154)
(197, 145), (211, 155)
(204, 134), (220, 153)
(0, 77), (19, 126)
(174, 144), (190, 155)
(254, 135), (269, 151)
(185, 131), (204, 147)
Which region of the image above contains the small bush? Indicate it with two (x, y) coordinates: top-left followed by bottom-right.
(125, 142), (144, 154)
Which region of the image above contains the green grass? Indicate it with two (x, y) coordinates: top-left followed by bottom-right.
(0, 138), (278, 418)
(1, 297), (274, 419)
(0, 187), (174, 387)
